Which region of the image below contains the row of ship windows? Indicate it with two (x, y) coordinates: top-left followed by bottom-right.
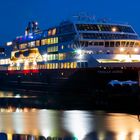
(41, 37), (58, 46)
(0, 59), (10, 65)
(0, 53), (68, 66)
(80, 41), (139, 47)
(34, 62), (87, 69)
(47, 53), (66, 61)
(81, 33), (138, 40)
(47, 46), (58, 53)
(39, 62), (77, 69)
(8, 62), (77, 70)
(46, 52), (77, 61)
(77, 24), (134, 33)
(19, 37), (59, 49)
(8, 62), (88, 71)
(0, 66), (8, 70)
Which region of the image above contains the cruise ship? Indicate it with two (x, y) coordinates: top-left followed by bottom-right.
(0, 17), (140, 91)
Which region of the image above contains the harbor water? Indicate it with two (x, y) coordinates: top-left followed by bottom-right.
(0, 110), (140, 140)
(0, 90), (140, 140)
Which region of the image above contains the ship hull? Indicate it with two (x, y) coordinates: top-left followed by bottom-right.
(0, 67), (139, 93)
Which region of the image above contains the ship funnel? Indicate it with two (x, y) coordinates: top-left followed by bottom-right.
(25, 21), (40, 35)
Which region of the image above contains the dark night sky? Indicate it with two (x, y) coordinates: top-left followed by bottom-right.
(0, 0), (139, 44)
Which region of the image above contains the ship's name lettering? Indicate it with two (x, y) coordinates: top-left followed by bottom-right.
(97, 70), (123, 74)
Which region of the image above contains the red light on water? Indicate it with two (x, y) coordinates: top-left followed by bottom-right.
(32, 69), (39, 73)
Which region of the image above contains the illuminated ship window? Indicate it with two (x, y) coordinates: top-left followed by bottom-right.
(61, 63), (64, 69)
(47, 46), (58, 52)
(52, 28), (56, 35)
(47, 64), (49, 69)
(52, 54), (55, 60)
(82, 33), (138, 40)
(52, 63), (55, 69)
(48, 30), (52, 36)
(36, 40), (40, 46)
(47, 55), (51, 61)
(52, 38), (56, 44)
(50, 63), (53, 69)
(0, 59), (10, 65)
(54, 37), (58, 44)
(28, 41), (35, 47)
(48, 28), (57, 36)
(50, 38), (53, 44)
(41, 39), (46, 46)
(19, 43), (27, 49)
(76, 24), (135, 33)
(47, 64), (50, 69)
(73, 62), (76, 68)
(64, 63), (67, 69)
(59, 53), (66, 60)
(47, 38), (51, 44)
(135, 42), (140, 47)
(55, 63), (58, 69)
(44, 64), (46, 69)
(67, 63), (70, 69)
(47, 54), (58, 61)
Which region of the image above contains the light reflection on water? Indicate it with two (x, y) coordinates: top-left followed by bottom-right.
(0, 110), (139, 140)
(0, 90), (139, 139)
(0, 90), (36, 98)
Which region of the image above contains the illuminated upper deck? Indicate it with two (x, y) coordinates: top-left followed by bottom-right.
(6, 18), (140, 51)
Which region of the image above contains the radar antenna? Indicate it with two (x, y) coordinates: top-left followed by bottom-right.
(97, 17), (110, 23)
(73, 12), (96, 22)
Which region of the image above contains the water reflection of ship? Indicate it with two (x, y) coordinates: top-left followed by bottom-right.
(0, 111), (139, 140)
